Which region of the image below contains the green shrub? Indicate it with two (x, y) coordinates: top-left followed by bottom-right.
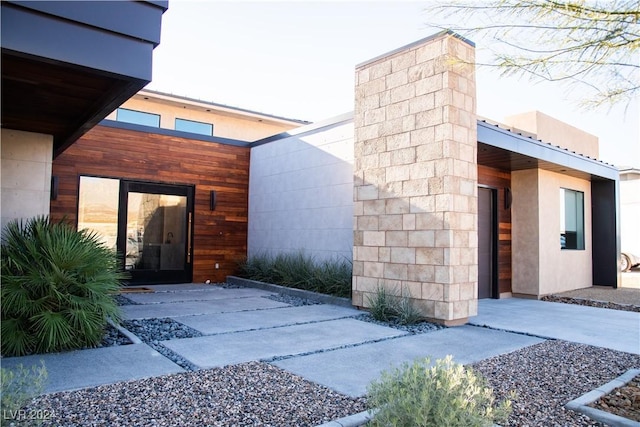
(367, 355), (512, 427)
(1, 216), (124, 356)
(367, 286), (422, 325)
(236, 251), (352, 297)
(1, 362), (48, 426)
(367, 286), (397, 322)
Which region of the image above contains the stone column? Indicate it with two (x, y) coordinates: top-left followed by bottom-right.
(352, 31), (477, 326)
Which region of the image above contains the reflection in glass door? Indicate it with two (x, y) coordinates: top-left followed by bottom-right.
(118, 182), (194, 284)
(77, 176), (194, 284)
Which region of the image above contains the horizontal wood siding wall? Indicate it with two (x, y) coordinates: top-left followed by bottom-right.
(478, 165), (512, 295)
(51, 125), (250, 283)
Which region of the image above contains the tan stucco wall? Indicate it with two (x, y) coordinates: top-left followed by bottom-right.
(538, 170), (592, 294)
(1, 129), (53, 230)
(105, 93), (301, 141)
(504, 111), (599, 159)
(511, 169), (540, 296)
(512, 168), (592, 297)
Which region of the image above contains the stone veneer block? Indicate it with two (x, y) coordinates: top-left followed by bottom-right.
(353, 31), (478, 325)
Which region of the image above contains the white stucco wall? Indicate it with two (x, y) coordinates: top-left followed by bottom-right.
(620, 170), (640, 256)
(1, 129), (53, 231)
(248, 117), (354, 261)
(512, 168), (592, 297)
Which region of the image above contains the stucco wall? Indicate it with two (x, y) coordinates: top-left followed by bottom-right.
(106, 95), (300, 141)
(511, 169), (540, 296)
(512, 168), (592, 297)
(1, 129), (53, 230)
(247, 118), (354, 261)
(504, 111), (599, 159)
(538, 170), (592, 294)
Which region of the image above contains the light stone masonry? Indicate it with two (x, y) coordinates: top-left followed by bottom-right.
(353, 31), (478, 325)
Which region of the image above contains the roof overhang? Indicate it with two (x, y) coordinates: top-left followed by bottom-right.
(477, 120), (618, 181)
(1, 1), (168, 158)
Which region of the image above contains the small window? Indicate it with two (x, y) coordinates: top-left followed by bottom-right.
(175, 118), (213, 136)
(116, 108), (160, 127)
(560, 188), (585, 250)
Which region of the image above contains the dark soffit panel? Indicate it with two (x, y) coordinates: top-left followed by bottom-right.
(477, 120), (618, 181)
(0, 1), (167, 157)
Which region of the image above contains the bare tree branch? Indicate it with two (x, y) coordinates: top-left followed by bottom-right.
(425, 0), (640, 108)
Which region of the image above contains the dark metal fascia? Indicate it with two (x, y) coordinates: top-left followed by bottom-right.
(477, 120), (619, 181)
(249, 112), (354, 148)
(98, 119), (252, 148)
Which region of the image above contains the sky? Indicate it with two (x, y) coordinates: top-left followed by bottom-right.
(147, 1), (640, 169)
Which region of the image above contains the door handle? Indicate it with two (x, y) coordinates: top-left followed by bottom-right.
(187, 212), (192, 263)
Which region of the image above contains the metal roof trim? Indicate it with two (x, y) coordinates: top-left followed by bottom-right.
(477, 120), (618, 181)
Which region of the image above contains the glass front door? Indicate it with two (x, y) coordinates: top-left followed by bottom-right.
(77, 176), (194, 284)
(118, 181), (194, 284)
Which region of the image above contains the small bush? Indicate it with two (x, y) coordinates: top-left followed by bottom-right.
(1, 362), (48, 426)
(237, 251), (352, 297)
(367, 355), (512, 427)
(1, 216), (124, 356)
(367, 286), (422, 325)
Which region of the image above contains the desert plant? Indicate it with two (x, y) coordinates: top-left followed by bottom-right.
(1, 362), (48, 426)
(367, 286), (422, 325)
(367, 286), (398, 322)
(1, 216), (124, 356)
(236, 251), (352, 297)
(395, 297), (422, 326)
(367, 355), (512, 427)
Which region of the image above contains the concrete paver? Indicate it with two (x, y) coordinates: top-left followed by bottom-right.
(162, 318), (406, 368)
(174, 304), (360, 334)
(122, 297), (290, 319)
(1, 343), (183, 394)
(471, 298), (640, 354)
(6, 285), (636, 398)
(273, 325), (544, 397)
(125, 287), (274, 304)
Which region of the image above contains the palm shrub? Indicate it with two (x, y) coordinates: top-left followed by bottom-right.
(1, 216), (124, 356)
(367, 355), (512, 427)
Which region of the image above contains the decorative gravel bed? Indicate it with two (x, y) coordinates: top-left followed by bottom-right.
(95, 324), (132, 348)
(114, 294), (139, 306)
(471, 340), (640, 426)
(589, 374), (640, 421)
(264, 293), (321, 306)
(121, 318), (203, 371)
(354, 313), (445, 334)
(30, 361), (367, 427)
(542, 295), (640, 313)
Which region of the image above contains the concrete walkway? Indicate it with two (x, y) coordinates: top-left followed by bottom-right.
(2, 284), (638, 397)
(472, 298), (640, 354)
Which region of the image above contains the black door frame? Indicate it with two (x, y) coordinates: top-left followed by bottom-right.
(478, 185), (499, 299)
(116, 179), (195, 285)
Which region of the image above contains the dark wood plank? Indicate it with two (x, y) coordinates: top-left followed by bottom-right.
(51, 125), (250, 283)
(478, 165), (512, 295)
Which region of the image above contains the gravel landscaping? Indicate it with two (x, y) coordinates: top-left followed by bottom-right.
(121, 318), (203, 371)
(13, 286), (637, 426)
(542, 295), (640, 313)
(21, 339), (639, 426)
(30, 362), (367, 427)
(472, 340), (640, 426)
(354, 312), (445, 334)
(589, 374), (640, 422)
